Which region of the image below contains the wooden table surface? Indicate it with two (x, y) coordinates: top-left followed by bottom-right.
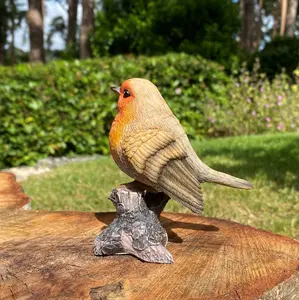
(0, 172), (298, 300)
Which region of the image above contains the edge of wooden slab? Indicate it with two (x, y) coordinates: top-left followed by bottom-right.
(0, 172), (31, 210)
(260, 272), (299, 299)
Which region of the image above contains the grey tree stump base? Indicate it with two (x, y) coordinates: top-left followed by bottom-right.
(93, 182), (173, 264)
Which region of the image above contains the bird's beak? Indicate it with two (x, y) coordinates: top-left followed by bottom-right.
(110, 86), (121, 95)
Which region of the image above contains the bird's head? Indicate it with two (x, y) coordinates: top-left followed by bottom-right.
(111, 78), (172, 118)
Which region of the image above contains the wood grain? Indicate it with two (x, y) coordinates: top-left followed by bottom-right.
(0, 172), (298, 299)
(0, 209), (298, 300)
(0, 172), (30, 210)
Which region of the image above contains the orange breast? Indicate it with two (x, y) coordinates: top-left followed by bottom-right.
(109, 105), (135, 156)
(109, 114), (125, 151)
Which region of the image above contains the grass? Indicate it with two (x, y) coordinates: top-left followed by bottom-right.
(22, 133), (299, 238)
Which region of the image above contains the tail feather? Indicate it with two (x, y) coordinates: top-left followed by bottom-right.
(159, 160), (204, 214)
(203, 167), (253, 190)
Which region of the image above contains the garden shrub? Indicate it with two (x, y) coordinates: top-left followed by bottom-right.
(0, 54), (298, 168)
(0, 53), (231, 167)
(205, 61), (299, 136)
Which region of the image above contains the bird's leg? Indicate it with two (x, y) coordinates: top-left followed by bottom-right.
(93, 182), (173, 264)
(143, 191), (170, 218)
(117, 180), (170, 217)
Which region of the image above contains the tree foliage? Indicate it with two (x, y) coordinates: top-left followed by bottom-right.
(0, 0), (27, 65)
(91, 0), (240, 65)
(47, 16), (66, 50)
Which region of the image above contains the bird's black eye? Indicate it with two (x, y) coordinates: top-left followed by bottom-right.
(123, 89), (131, 98)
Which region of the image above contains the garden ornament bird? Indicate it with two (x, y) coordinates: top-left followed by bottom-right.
(109, 78), (253, 214)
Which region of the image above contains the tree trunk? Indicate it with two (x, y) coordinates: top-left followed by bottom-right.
(0, 43), (4, 65)
(240, 0), (256, 52)
(286, 0), (298, 36)
(27, 0), (45, 62)
(280, 0), (288, 35)
(0, 0), (8, 65)
(10, 25), (15, 64)
(9, 0), (16, 65)
(67, 0), (78, 49)
(272, 0), (281, 37)
(80, 0), (94, 59)
(253, 0), (263, 50)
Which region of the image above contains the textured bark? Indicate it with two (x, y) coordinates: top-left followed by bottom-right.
(260, 273), (299, 299)
(240, 0), (256, 52)
(67, 0), (78, 48)
(27, 0), (45, 62)
(286, 0), (298, 36)
(280, 0), (288, 35)
(80, 0), (94, 58)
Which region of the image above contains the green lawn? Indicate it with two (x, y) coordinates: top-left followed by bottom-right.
(22, 133), (299, 238)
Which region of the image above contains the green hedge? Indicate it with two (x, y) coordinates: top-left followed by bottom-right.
(0, 53), (231, 167)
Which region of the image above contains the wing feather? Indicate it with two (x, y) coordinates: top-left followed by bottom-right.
(123, 128), (204, 214)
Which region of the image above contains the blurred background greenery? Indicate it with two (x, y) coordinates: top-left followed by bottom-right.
(1, 0), (299, 76)
(0, 0), (298, 236)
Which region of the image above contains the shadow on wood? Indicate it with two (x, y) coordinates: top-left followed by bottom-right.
(0, 172), (298, 300)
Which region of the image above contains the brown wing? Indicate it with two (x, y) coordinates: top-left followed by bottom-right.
(123, 128), (204, 214)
